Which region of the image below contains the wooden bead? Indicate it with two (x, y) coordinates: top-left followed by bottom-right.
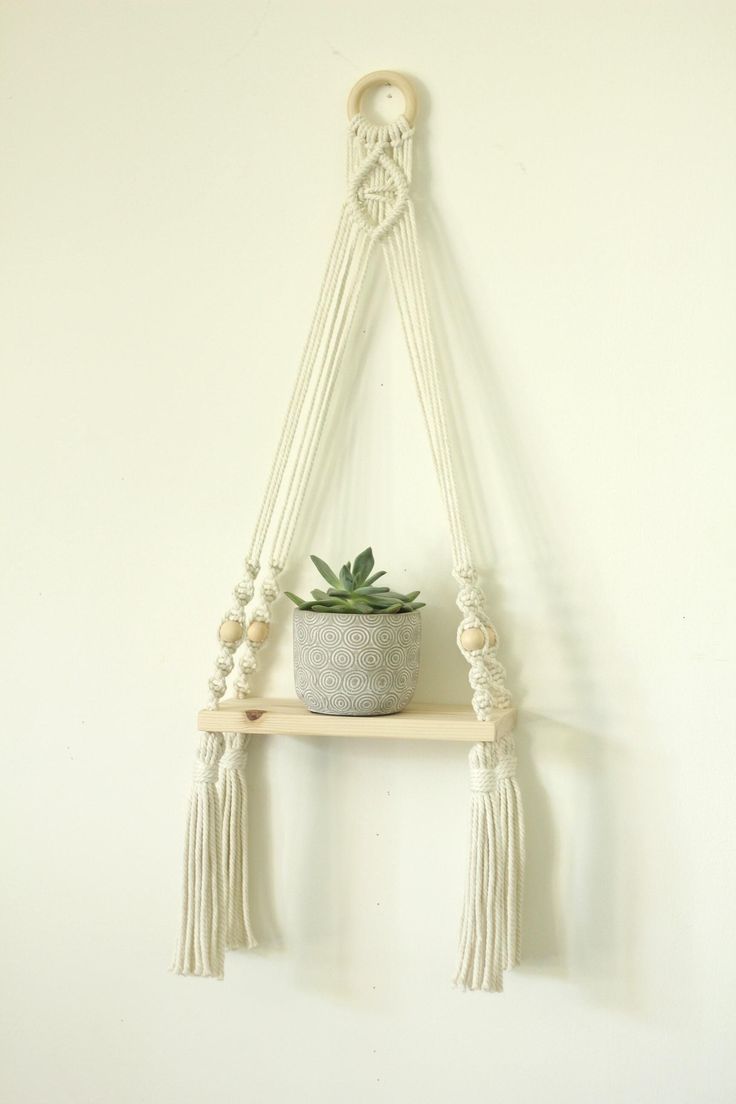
(461, 626), (486, 652)
(219, 619), (244, 645)
(247, 620), (269, 644)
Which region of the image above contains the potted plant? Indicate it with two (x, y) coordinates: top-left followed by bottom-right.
(286, 547), (424, 717)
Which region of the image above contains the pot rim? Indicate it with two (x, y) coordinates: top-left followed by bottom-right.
(292, 608), (422, 619)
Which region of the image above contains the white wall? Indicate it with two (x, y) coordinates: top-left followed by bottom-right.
(2, 2), (735, 1101)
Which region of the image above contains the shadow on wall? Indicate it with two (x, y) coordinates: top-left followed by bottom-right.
(407, 75), (664, 1011)
(245, 740), (281, 952)
(239, 79), (673, 1013)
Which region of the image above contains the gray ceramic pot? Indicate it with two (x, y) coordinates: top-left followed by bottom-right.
(293, 609), (421, 716)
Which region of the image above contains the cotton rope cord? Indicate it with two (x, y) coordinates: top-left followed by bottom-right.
(245, 213), (354, 569)
(376, 139), (524, 989)
(262, 209), (361, 569)
(237, 217), (374, 696)
(456, 736), (524, 990)
(174, 123), (382, 977)
(236, 122), (409, 692)
(269, 222), (374, 568)
(173, 104), (524, 990)
(220, 733), (256, 949)
(172, 731), (226, 977)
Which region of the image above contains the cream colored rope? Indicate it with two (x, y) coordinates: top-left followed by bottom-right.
(174, 110), (524, 991)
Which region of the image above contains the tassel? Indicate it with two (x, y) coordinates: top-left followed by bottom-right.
(455, 734), (525, 991)
(172, 731), (226, 978)
(220, 733), (257, 949)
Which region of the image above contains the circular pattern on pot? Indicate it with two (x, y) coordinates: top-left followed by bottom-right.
(293, 610), (421, 716)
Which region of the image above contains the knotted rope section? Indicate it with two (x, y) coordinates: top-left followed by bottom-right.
(173, 108), (524, 990)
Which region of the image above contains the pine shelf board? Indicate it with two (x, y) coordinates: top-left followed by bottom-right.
(197, 698), (515, 742)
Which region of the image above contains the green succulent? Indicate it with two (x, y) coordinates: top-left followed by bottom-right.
(285, 548), (425, 615)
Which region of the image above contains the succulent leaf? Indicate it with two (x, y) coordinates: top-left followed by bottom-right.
(310, 555), (340, 589)
(351, 547), (374, 586)
(297, 551), (424, 615)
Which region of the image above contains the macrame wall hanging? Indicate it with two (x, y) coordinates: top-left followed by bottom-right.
(173, 71), (524, 992)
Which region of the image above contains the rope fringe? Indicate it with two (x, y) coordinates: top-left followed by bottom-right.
(455, 737), (524, 991)
(220, 733), (257, 950)
(172, 732), (225, 978)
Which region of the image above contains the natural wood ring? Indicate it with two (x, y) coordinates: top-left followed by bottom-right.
(347, 70), (418, 125)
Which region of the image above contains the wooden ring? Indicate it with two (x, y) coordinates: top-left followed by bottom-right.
(347, 70), (417, 125)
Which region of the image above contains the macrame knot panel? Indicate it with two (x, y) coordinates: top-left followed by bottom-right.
(347, 116), (413, 240)
(348, 143), (410, 238)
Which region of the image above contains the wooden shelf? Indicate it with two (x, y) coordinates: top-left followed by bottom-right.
(198, 698), (516, 743)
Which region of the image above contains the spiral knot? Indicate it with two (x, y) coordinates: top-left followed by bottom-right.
(235, 578), (255, 602)
(216, 652), (234, 674)
(457, 585), (483, 610)
(472, 687), (494, 712)
(260, 579), (279, 603)
(469, 665), (491, 690)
